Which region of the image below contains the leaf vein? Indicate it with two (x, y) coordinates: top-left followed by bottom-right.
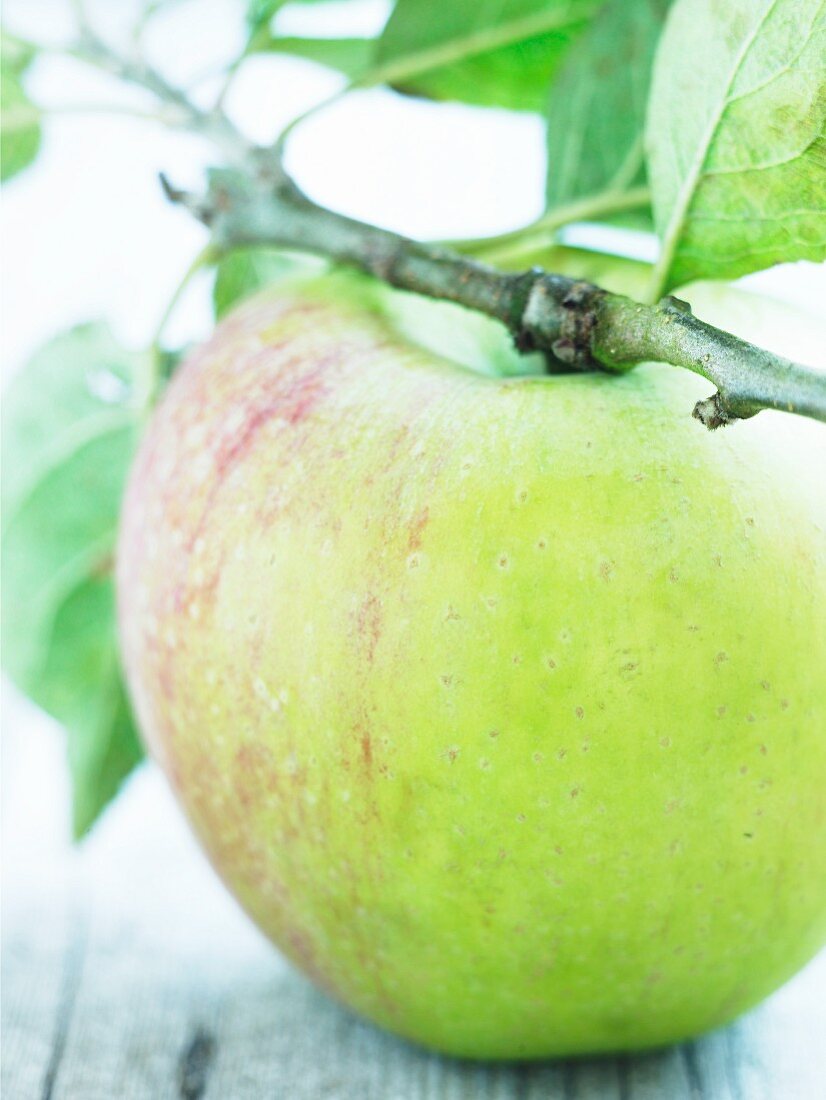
(651, 0), (782, 295)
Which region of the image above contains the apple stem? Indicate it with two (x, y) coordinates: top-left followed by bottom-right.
(164, 162), (826, 430)
(53, 11), (826, 430)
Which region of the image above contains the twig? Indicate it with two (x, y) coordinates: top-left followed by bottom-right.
(163, 164), (826, 429)
(39, 6), (826, 429)
(64, 24), (251, 162)
(1, 102), (174, 130)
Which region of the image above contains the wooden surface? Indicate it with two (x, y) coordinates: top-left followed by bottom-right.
(3, 710), (825, 1100)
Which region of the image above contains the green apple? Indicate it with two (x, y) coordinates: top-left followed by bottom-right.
(117, 271), (826, 1060)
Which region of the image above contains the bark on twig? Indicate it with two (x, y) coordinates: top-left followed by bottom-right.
(57, 10), (826, 430)
(165, 164), (826, 429)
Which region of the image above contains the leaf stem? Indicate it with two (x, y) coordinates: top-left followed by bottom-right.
(144, 244), (217, 414)
(450, 186), (651, 264)
(273, 87), (352, 160)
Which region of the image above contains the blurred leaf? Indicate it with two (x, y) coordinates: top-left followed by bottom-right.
(246, 0), (285, 34)
(156, 343), (190, 381)
(1, 31), (41, 182)
(1, 29), (35, 73)
(1, 324), (147, 836)
(647, 0), (826, 293)
(214, 248), (308, 317)
(248, 34), (373, 79)
(249, 2), (596, 110)
(40, 577), (144, 837)
(373, 0), (600, 107)
(246, 0), (355, 37)
(545, 0), (669, 222)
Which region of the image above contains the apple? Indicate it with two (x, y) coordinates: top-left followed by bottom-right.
(117, 271), (826, 1060)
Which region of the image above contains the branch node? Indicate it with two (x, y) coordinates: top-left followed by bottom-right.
(522, 277), (604, 372)
(660, 295), (693, 316)
(693, 392), (737, 430)
(159, 173), (214, 226)
(549, 338), (574, 363)
(159, 159), (826, 428)
(561, 281), (594, 310)
(158, 171), (184, 204)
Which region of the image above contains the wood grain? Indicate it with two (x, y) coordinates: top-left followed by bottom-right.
(3, 758), (825, 1100)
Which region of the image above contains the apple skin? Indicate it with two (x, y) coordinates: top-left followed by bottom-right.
(117, 273), (826, 1060)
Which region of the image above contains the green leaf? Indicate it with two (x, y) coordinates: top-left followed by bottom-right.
(545, 0), (670, 221)
(213, 248), (309, 317)
(393, 26), (585, 113)
(249, 34), (373, 80)
(2, 30), (35, 74)
(1, 32), (41, 182)
(40, 577), (144, 837)
(647, 0), (826, 295)
(373, 0), (601, 104)
(1, 324), (147, 836)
